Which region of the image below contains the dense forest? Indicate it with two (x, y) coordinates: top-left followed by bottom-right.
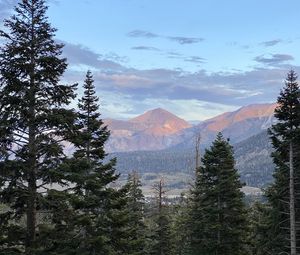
(0, 1), (299, 255)
(110, 130), (274, 188)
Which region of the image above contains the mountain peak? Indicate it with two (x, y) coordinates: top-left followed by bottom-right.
(104, 102), (277, 152)
(131, 108), (183, 123)
(130, 108), (192, 135)
(152, 107), (166, 112)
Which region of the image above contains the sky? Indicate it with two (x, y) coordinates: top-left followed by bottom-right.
(1, 0), (300, 121)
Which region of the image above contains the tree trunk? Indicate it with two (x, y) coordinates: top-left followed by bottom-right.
(26, 164), (37, 248)
(290, 141), (296, 255)
(195, 134), (201, 174)
(26, 102), (37, 249)
(216, 194), (221, 255)
(26, 18), (37, 248)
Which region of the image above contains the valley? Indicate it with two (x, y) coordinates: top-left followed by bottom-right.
(105, 103), (277, 194)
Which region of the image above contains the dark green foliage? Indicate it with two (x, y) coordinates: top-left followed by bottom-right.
(123, 172), (147, 255)
(149, 179), (173, 255)
(188, 133), (248, 255)
(46, 70), (127, 254)
(73, 70), (110, 161)
(110, 130), (274, 188)
(0, 0), (76, 253)
(247, 202), (273, 255)
(170, 193), (191, 255)
(265, 70), (300, 254)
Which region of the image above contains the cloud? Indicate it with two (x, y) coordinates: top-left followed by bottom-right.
(127, 29), (204, 45)
(131, 46), (160, 51)
(86, 66), (298, 121)
(260, 39), (282, 47)
(165, 52), (205, 64)
(61, 41), (125, 71)
(254, 54), (294, 66)
(99, 91), (239, 121)
(99, 73), (153, 88)
(184, 56), (206, 63)
(89, 66), (289, 106)
(59, 40), (299, 118)
(127, 30), (159, 38)
(168, 36), (204, 45)
(105, 52), (129, 63)
(166, 51), (184, 59)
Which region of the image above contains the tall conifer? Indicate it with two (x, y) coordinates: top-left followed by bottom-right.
(266, 70), (300, 254)
(189, 133), (247, 255)
(48, 70), (128, 254)
(123, 171), (147, 255)
(0, 0), (76, 253)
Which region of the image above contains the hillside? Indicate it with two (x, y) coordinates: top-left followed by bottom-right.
(171, 103), (277, 149)
(104, 103), (277, 152)
(104, 108), (191, 152)
(110, 130), (274, 188)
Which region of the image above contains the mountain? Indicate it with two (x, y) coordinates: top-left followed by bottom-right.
(104, 108), (192, 152)
(234, 130), (274, 187)
(104, 103), (277, 152)
(198, 103), (276, 133)
(110, 130), (274, 188)
(130, 108), (191, 135)
(171, 103), (277, 149)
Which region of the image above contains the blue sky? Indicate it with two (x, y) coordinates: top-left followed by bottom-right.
(1, 0), (300, 120)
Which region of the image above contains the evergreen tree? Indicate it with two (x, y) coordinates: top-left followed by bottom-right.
(170, 193), (190, 255)
(266, 69), (300, 254)
(247, 202), (273, 255)
(150, 178), (173, 255)
(45, 70), (126, 254)
(0, 0), (76, 253)
(123, 171), (147, 255)
(188, 133), (247, 255)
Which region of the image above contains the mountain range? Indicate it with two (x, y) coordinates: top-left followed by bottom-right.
(104, 103), (277, 152)
(104, 103), (278, 189)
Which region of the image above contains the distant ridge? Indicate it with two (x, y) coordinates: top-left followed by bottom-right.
(129, 108), (191, 135)
(104, 108), (191, 152)
(196, 103), (277, 132)
(104, 103), (277, 152)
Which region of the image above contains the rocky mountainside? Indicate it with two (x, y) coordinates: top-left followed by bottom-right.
(104, 108), (191, 152)
(104, 103), (277, 152)
(172, 103), (277, 149)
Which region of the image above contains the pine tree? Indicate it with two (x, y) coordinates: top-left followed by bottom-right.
(188, 133), (247, 255)
(247, 202), (273, 255)
(170, 193), (190, 255)
(0, 0), (76, 253)
(123, 171), (147, 255)
(74, 70), (110, 163)
(266, 69), (300, 254)
(44, 70), (128, 254)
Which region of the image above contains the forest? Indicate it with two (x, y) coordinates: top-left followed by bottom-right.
(0, 1), (299, 255)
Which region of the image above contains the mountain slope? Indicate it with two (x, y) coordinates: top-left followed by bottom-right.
(172, 103), (277, 149)
(104, 108), (191, 152)
(130, 108), (191, 135)
(234, 130), (274, 187)
(110, 130), (274, 188)
(104, 103), (277, 152)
